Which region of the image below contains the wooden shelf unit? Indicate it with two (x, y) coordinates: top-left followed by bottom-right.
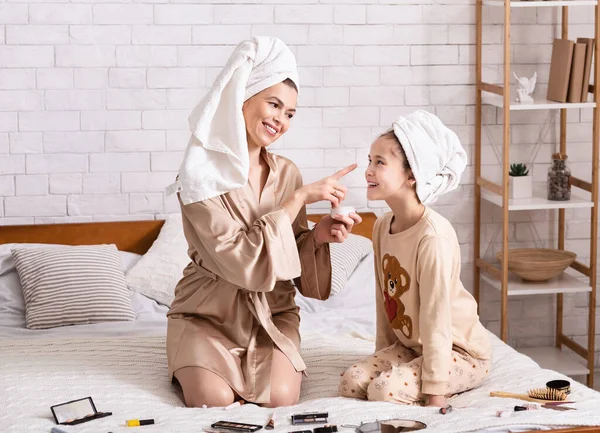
(474, 0), (599, 387)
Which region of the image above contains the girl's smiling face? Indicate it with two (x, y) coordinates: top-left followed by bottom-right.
(365, 133), (416, 202)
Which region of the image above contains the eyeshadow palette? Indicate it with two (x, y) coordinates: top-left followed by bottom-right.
(211, 420), (263, 432)
(291, 412), (329, 425)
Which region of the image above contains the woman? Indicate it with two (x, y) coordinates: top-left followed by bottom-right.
(166, 37), (362, 409)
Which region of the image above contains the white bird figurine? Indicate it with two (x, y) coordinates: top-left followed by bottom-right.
(513, 71), (536, 104)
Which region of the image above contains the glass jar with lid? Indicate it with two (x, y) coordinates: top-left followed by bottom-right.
(547, 152), (571, 201)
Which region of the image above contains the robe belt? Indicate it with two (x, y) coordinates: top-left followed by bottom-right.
(191, 261), (306, 372)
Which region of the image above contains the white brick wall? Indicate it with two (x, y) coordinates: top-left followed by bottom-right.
(1, 0), (598, 367)
(50, 174), (83, 195)
(70, 26), (130, 45)
(7, 26), (69, 45)
(16, 174), (48, 196)
(0, 113), (17, 132)
(9, 133), (42, 154)
(0, 69), (36, 90)
(37, 69), (74, 90)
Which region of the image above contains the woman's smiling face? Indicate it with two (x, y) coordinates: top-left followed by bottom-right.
(243, 81), (297, 150)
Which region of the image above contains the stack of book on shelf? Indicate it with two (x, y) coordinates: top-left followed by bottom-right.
(547, 37), (595, 103)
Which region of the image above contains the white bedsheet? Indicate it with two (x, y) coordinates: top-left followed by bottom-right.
(2, 250), (600, 433)
(297, 253), (376, 338)
(2, 331), (600, 433)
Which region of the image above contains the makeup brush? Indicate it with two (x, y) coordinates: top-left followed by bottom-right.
(490, 388), (570, 403)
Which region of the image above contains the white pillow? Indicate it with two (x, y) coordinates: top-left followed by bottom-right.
(125, 214), (190, 306)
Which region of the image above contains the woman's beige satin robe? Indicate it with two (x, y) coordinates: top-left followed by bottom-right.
(166, 150), (332, 404)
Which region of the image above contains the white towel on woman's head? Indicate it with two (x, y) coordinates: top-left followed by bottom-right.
(168, 36), (299, 205)
(392, 110), (467, 205)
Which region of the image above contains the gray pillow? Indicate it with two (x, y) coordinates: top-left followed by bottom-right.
(307, 221), (373, 295)
(329, 234), (373, 295)
(11, 244), (136, 330)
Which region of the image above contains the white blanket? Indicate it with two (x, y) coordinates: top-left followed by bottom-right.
(2, 331), (600, 433)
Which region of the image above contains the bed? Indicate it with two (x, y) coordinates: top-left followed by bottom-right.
(1, 213), (600, 433)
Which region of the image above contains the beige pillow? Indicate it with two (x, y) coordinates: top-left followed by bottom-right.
(11, 244), (136, 330)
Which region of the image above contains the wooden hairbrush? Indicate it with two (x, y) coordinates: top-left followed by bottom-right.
(490, 388), (570, 403)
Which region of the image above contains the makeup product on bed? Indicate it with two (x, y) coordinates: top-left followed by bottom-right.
(489, 388), (569, 403)
(513, 404), (541, 412)
(51, 396), (112, 426)
(315, 426), (338, 433)
(439, 405), (452, 415)
(265, 408), (277, 430)
(51, 428), (69, 433)
(126, 419), (155, 427)
(546, 379), (571, 395)
(313, 426), (337, 433)
(291, 412), (328, 425)
(211, 420), (263, 432)
(287, 431), (312, 433)
(542, 404), (576, 411)
(342, 420), (427, 432)
(206, 430), (240, 433)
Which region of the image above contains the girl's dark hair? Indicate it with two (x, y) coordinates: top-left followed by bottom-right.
(282, 78), (298, 92)
(379, 130), (411, 171)
(378, 130), (421, 202)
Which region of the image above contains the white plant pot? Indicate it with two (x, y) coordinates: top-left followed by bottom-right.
(509, 175), (532, 199)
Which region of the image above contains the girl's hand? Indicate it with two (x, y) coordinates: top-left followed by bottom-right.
(427, 395), (446, 407)
(313, 212), (362, 247)
(297, 164), (357, 207)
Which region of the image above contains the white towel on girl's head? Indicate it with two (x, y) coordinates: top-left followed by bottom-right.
(168, 36), (299, 205)
(392, 110), (467, 205)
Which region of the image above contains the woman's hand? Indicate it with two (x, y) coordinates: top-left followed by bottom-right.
(297, 164), (357, 208)
(427, 395), (446, 407)
(313, 212), (363, 247)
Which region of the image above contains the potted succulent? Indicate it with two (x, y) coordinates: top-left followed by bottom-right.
(509, 163), (532, 199)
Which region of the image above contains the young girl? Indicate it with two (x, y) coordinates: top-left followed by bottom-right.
(339, 110), (492, 407)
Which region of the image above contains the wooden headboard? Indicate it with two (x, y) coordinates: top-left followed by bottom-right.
(0, 212), (377, 255)
(0, 220), (166, 255)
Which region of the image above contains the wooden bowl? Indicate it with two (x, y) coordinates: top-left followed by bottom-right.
(495, 248), (577, 282)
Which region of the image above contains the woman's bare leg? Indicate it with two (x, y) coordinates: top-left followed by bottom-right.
(174, 366), (236, 408)
(265, 348), (302, 408)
